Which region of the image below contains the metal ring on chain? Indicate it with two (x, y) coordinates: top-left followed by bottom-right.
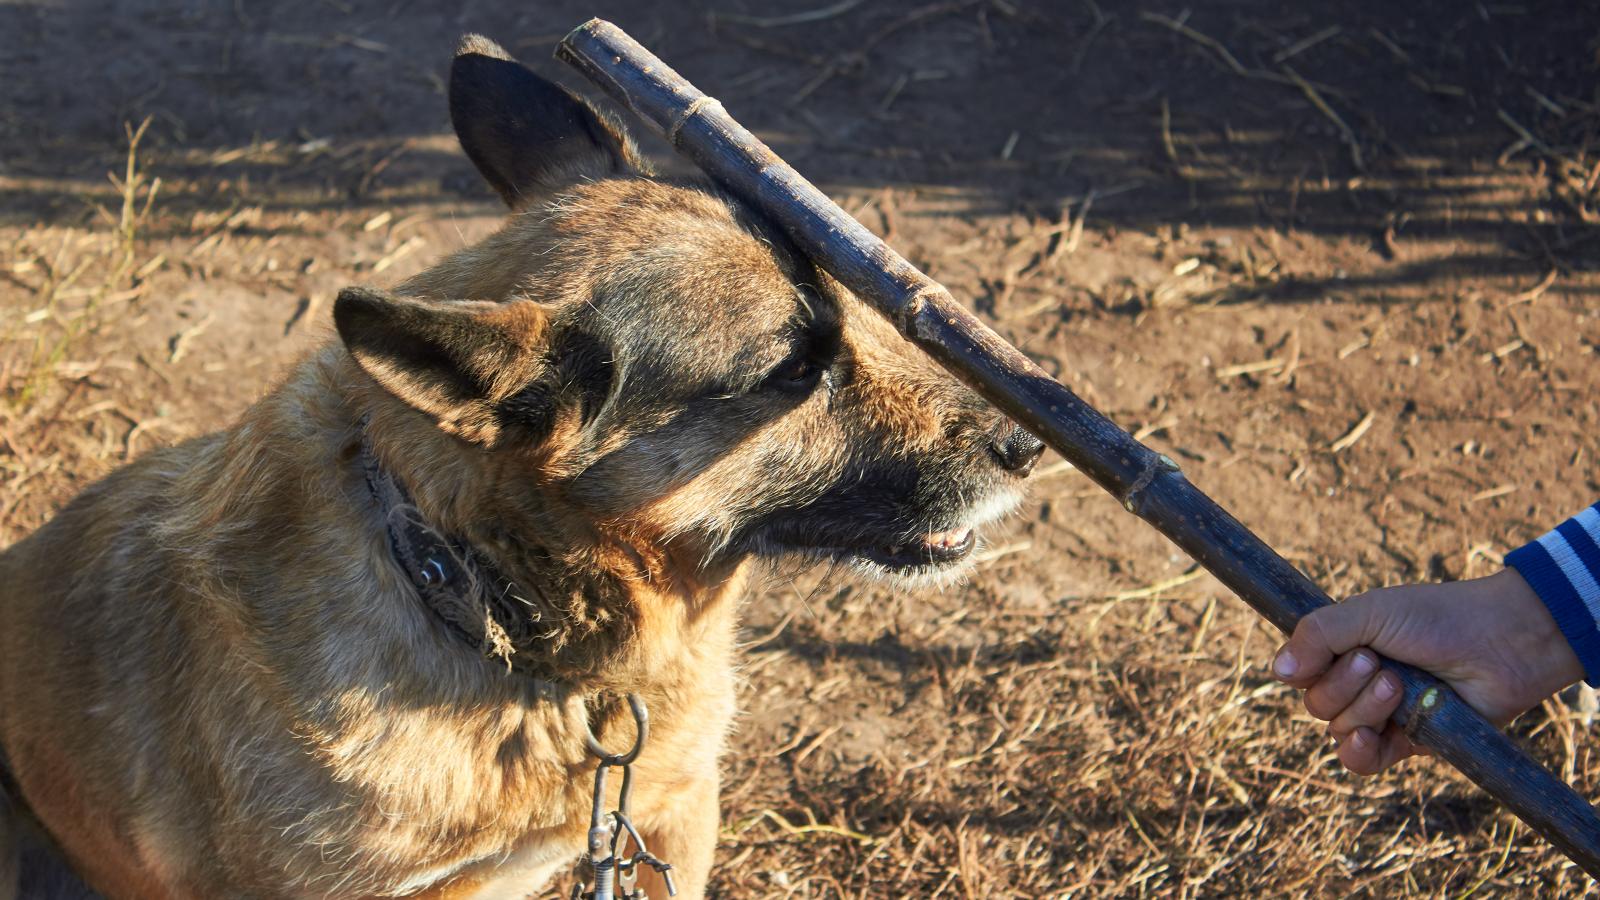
(583, 693), (649, 766)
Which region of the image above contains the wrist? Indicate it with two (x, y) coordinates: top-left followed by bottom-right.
(1490, 567), (1585, 695)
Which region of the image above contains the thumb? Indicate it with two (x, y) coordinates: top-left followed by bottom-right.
(1273, 592), (1387, 689)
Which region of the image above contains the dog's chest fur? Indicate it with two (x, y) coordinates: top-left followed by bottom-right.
(0, 349), (742, 898)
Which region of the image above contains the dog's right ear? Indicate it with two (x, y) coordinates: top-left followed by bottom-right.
(450, 34), (644, 207)
(334, 287), (553, 445)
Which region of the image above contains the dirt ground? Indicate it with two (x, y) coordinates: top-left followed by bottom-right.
(3, 0), (1599, 896)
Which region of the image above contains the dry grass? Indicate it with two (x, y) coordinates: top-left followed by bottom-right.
(0, 119), (165, 542)
(703, 564), (1596, 898)
(4, 119), (158, 405)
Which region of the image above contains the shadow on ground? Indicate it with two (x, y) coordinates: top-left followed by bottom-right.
(3, 0), (1595, 300)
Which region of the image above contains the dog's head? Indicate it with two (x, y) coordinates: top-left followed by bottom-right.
(334, 36), (1042, 584)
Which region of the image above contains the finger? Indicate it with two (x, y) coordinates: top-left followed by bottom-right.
(1337, 727), (1385, 775)
(1381, 721), (1421, 760)
(1301, 650), (1382, 720)
(1328, 668), (1404, 737)
(1273, 596), (1387, 689)
(1339, 723), (1419, 776)
(1393, 726), (1431, 757)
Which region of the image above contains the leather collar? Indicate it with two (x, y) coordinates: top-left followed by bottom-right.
(358, 431), (549, 674)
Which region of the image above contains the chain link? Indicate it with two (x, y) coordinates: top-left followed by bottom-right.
(572, 694), (677, 900)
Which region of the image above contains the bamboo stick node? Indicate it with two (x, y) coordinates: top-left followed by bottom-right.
(1123, 455), (1182, 513)
(667, 95), (719, 145)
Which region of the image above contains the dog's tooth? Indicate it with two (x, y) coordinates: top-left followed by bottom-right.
(917, 527), (972, 550)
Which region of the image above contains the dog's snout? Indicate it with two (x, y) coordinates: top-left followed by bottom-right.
(990, 424), (1045, 476)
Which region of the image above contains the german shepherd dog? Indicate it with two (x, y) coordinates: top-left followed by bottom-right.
(0, 36), (1042, 899)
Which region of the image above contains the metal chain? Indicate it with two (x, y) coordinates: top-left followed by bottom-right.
(571, 694), (677, 900)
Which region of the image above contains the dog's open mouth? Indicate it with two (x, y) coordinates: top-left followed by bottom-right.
(859, 526), (976, 571)
(756, 524), (982, 578)
(751, 489), (1022, 580)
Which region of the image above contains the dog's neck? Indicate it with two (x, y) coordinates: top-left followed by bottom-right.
(358, 429), (551, 674)
(353, 390), (747, 688)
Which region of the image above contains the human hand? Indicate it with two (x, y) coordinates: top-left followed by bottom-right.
(1271, 568), (1583, 775)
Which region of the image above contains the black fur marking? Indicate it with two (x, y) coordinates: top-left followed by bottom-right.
(496, 382), (557, 444)
(555, 329), (616, 427)
(494, 329), (615, 443)
(450, 38), (630, 206)
(333, 288), (494, 411)
(2, 754), (104, 899)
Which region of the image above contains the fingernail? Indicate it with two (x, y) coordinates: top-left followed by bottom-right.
(1350, 730), (1370, 750)
(1374, 674), (1397, 700)
(1273, 648), (1298, 679)
(1350, 652), (1376, 677)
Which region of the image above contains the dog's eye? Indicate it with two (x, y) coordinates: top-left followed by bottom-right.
(763, 351), (822, 394)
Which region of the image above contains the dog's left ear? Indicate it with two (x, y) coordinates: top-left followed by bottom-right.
(449, 34), (645, 207)
(334, 287), (553, 445)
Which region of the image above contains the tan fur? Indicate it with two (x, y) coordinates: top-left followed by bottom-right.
(0, 37), (1035, 898)
(0, 345), (744, 897)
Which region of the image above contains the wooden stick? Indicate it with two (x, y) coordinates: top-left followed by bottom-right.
(558, 18), (1600, 878)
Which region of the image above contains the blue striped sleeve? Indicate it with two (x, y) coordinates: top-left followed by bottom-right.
(1506, 501), (1600, 687)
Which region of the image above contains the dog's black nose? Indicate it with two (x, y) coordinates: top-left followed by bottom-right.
(991, 425), (1045, 476)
